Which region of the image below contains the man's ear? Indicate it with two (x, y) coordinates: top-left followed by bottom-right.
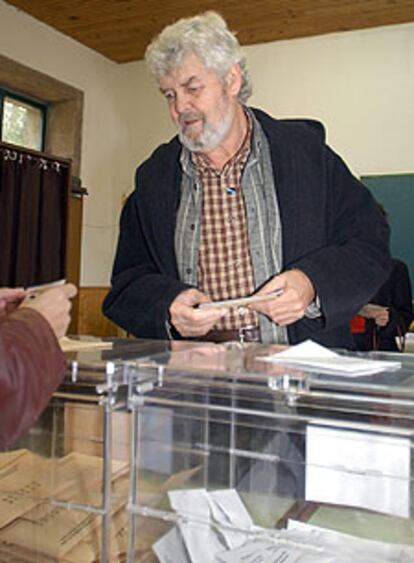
(225, 63), (242, 98)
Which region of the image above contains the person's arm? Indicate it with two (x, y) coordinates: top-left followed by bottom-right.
(0, 284), (77, 449)
(282, 146), (391, 331)
(252, 180), (390, 332)
(0, 309), (64, 449)
(103, 192), (191, 338)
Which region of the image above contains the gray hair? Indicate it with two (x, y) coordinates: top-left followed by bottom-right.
(145, 11), (252, 103)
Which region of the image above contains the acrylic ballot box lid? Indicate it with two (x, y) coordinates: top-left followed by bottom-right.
(117, 341), (414, 415)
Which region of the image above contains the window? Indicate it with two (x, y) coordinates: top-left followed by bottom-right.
(0, 90), (46, 151)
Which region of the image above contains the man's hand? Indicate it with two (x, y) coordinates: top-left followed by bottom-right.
(21, 283), (77, 339)
(250, 269), (315, 326)
(169, 288), (227, 338)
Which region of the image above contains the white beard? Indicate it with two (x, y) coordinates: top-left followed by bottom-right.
(178, 104), (234, 153)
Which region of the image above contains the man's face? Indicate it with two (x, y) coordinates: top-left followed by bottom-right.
(158, 53), (239, 152)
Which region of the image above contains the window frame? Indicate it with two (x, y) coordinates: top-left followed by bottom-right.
(0, 87), (47, 152)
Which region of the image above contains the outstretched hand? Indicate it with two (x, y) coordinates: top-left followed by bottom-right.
(21, 283), (78, 339)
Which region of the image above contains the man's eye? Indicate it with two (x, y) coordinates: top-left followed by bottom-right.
(188, 86), (201, 94)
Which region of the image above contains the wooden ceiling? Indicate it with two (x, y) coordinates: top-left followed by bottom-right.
(5, 0), (414, 63)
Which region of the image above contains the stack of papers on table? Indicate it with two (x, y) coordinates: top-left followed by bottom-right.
(258, 340), (401, 377)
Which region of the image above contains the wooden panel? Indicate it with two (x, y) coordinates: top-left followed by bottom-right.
(77, 286), (119, 337)
(5, 0), (414, 63)
(66, 196), (83, 334)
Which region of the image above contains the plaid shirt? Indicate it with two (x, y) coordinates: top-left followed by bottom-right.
(192, 117), (258, 330)
(175, 108), (290, 344)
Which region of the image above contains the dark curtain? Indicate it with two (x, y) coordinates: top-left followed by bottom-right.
(0, 145), (70, 287)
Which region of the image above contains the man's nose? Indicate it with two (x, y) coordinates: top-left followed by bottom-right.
(174, 93), (191, 115)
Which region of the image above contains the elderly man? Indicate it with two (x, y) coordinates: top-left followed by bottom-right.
(103, 11), (390, 348)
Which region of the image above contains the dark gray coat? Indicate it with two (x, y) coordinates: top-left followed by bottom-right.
(103, 108), (391, 348)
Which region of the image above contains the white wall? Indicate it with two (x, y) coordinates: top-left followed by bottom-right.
(1, 0), (413, 286)
(0, 1), (138, 285)
(245, 23), (414, 175)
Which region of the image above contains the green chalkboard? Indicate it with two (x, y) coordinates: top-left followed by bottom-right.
(361, 174), (414, 288)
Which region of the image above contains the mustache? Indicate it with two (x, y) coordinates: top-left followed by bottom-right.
(178, 112), (203, 127)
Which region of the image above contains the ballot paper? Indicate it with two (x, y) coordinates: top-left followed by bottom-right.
(167, 489), (227, 562)
(287, 520), (414, 562)
(153, 526), (192, 563)
(217, 519), (414, 563)
(0, 450), (129, 560)
(153, 488), (414, 563)
(306, 425), (411, 518)
(154, 489), (259, 562)
(207, 489), (255, 549)
(1, 501), (100, 557)
(258, 339), (401, 376)
(215, 539), (350, 563)
(59, 336), (113, 352)
(0, 449), (51, 528)
(198, 289), (283, 310)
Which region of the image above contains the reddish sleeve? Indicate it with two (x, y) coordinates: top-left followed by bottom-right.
(0, 308), (66, 449)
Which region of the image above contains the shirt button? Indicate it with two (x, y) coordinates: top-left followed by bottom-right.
(186, 268), (192, 275)
(190, 224), (195, 231)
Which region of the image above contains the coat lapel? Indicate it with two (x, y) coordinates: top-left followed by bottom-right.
(137, 138), (182, 277)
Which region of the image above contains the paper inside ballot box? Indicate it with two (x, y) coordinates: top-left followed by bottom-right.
(0, 449), (128, 518)
(0, 500), (136, 562)
(64, 401), (175, 474)
(0, 542), (58, 563)
(64, 403), (134, 461)
(63, 466), (201, 562)
(0, 473), (165, 562)
(0, 447), (201, 561)
(66, 510), (172, 563)
(0, 450), (128, 551)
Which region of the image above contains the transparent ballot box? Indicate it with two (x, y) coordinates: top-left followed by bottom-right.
(0, 338), (414, 562)
(127, 343), (414, 563)
(0, 338), (169, 563)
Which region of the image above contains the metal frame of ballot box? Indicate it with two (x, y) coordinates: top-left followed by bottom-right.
(48, 338), (172, 562)
(51, 359), (124, 563)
